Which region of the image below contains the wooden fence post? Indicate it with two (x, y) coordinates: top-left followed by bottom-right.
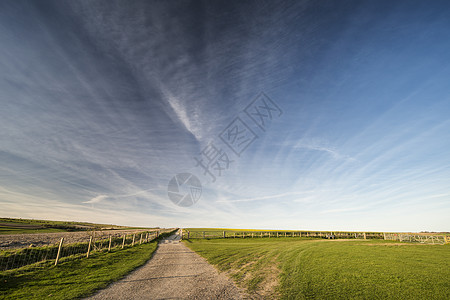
(187, 231), (190, 239)
(252, 233), (254, 238)
(108, 235), (112, 252)
(55, 237), (64, 266)
(140, 233), (143, 245)
(122, 235), (126, 248)
(383, 233), (386, 240)
(223, 231), (226, 238)
(132, 234), (135, 246)
(363, 232), (367, 240)
(269, 232), (271, 238)
(285, 232), (287, 237)
(146, 232), (149, 243)
(87, 236), (92, 258)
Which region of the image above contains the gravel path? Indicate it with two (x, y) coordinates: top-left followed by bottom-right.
(87, 232), (245, 300)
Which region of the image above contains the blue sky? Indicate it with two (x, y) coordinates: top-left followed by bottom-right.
(1, 0), (449, 231)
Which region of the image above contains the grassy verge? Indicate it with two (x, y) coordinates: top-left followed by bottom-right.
(184, 237), (450, 299)
(0, 231), (177, 300)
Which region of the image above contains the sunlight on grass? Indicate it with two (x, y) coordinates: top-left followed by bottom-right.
(1, 242), (158, 299)
(184, 238), (450, 299)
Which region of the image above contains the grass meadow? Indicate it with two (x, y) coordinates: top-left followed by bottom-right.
(184, 237), (450, 299)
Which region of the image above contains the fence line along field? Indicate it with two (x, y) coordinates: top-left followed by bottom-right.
(1, 229), (178, 300)
(0, 229), (175, 274)
(0, 218), (176, 279)
(182, 228), (450, 245)
(0, 228), (162, 249)
(183, 230), (450, 299)
(0, 217), (161, 249)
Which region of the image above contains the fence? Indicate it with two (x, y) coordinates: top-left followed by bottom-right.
(384, 233), (449, 245)
(181, 230), (384, 240)
(181, 230), (449, 244)
(0, 229), (175, 277)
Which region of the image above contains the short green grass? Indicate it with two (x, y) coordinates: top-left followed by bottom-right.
(184, 237), (450, 299)
(0, 235), (169, 300)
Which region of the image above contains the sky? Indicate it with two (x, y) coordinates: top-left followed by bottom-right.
(0, 0), (449, 232)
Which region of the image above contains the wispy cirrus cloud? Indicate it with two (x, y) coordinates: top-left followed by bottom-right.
(1, 1), (449, 232)
(216, 191), (313, 203)
(293, 139), (355, 162)
(83, 195), (108, 204)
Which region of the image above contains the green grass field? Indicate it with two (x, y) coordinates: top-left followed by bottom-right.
(184, 237), (450, 299)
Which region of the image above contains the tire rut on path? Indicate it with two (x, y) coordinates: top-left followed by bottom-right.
(87, 232), (245, 299)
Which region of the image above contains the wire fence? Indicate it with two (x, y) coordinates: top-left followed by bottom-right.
(0, 228), (176, 278)
(384, 233), (449, 245)
(182, 230), (449, 244)
(182, 230), (383, 240)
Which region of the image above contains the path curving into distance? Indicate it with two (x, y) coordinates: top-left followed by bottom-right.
(87, 231), (245, 300)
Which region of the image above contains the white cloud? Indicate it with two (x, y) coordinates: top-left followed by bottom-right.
(216, 191), (312, 203)
(294, 139), (355, 162)
(159, 83), (204, 142)
(83, 194), (108, 204)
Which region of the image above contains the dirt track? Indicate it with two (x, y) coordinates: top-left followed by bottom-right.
(87, 232), (246, 300)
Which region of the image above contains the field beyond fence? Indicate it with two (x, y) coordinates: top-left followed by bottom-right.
(182, 229), (449, 245)
(184, 235), (450, 299)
